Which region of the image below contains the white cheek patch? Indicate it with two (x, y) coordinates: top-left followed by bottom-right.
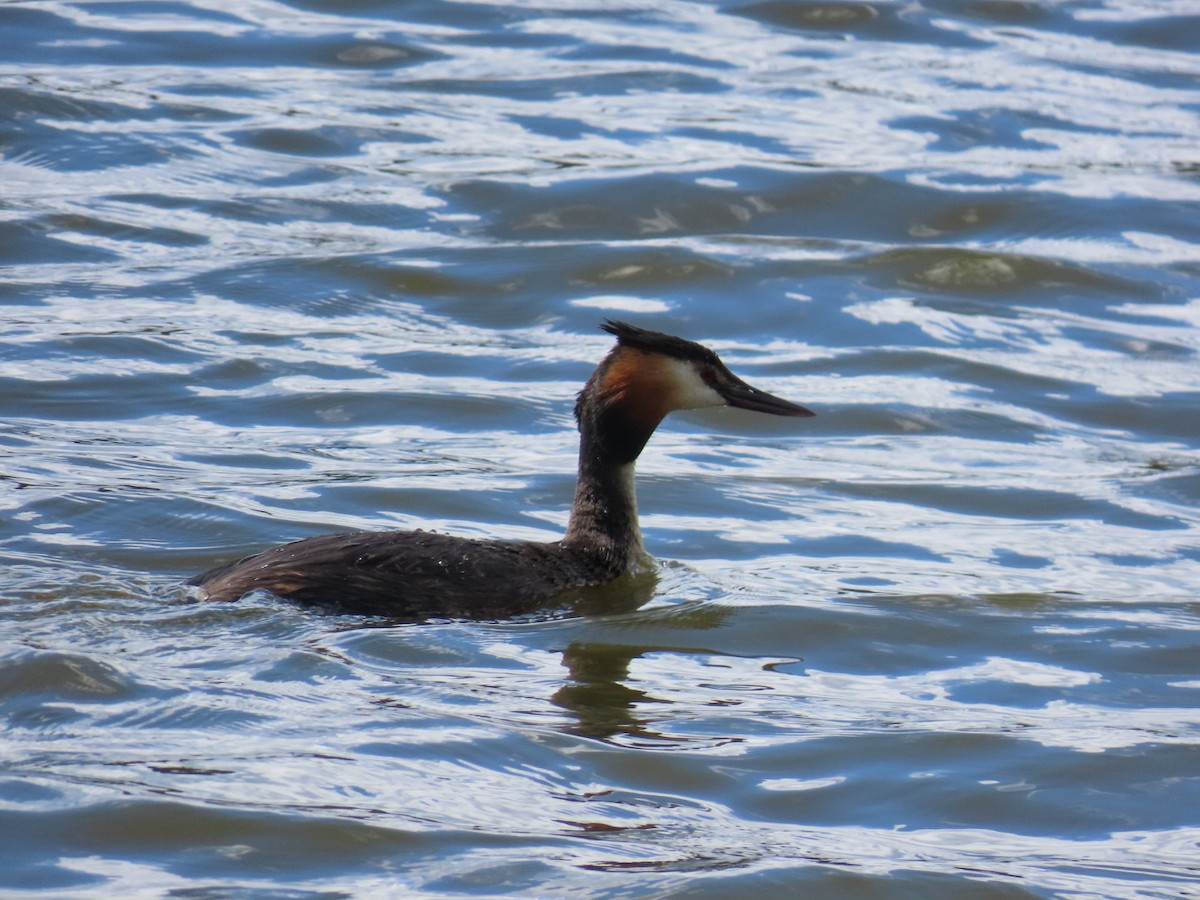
(662, 357), (726, 410)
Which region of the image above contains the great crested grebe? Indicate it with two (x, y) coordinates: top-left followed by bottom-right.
(189, 321), (814, 618)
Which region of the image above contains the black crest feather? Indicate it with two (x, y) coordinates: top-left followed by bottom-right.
(600, 320), (720, 365)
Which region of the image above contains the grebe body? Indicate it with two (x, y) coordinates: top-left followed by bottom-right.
(189, 321), (813, 617)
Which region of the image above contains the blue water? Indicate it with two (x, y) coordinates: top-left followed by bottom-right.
(2, 1), (1199, 897)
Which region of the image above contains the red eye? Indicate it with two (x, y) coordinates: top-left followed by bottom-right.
(699, 366), (718, 386)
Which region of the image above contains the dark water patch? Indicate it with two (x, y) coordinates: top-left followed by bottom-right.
(450, 172), (1025, 247)
(6, 8), (438, 71)
(407, 69), (726, 101)
(730, 0), (983, 48)
(731, 0), (880, 31)
(105, 192), (221, 215)
(166, 81), (269, 101)
(230, 127), (361, 158)
(30, 331), (197, 367)
(191, 390), (537, 432)
(307, 482), (551, 534)
(903, 198), (1022, 241)
(925, 1), (1052, 26)
(1134, 470), (1200, 508)
(363, 242), (746, 327)
(813, 405), (1046, 441)
(44, 212), (208, 249)
(1082, 329), (1196, 360)
(835, 480), (1154, 526)
(450, 170), (1200, 276)
(189, 356), (281, 390)
(676, 869), (1047, 900)
(0, 7), (87, 69)
(183, 257), (482, 316)
(21, 132), (182, 173)
(358, 263), (481, 302)
(0, 650), (139, 704)
(572, 247), (735, 290)
(829, 348), (1076, 392)
(563, 599), (963, 678)
(0, 84), (153, 127)
(323, 626), (481, 669)
(0, 374), (197, 420)
(0, 799), (505, 886)
(1081, 14), (1200, 55)
(448, 174), (783, 242)
(179, 191), (418, 230)
(280, 0), (557, 38)
(1043, 391), (1200, 445)
(746, 732), (1200, 835)
(0, 221), (120, 267)
(0, 87), (248, 130)
(641, 473), (797, 521)
(864, 248), (1142, 298)
(328, 40), (428, 69)
(1, 85), (243, 174)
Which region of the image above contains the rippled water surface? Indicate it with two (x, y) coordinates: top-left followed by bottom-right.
(3, 1), (1200, 897)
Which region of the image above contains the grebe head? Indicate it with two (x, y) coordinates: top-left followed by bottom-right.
(575, 320), (814, 465)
